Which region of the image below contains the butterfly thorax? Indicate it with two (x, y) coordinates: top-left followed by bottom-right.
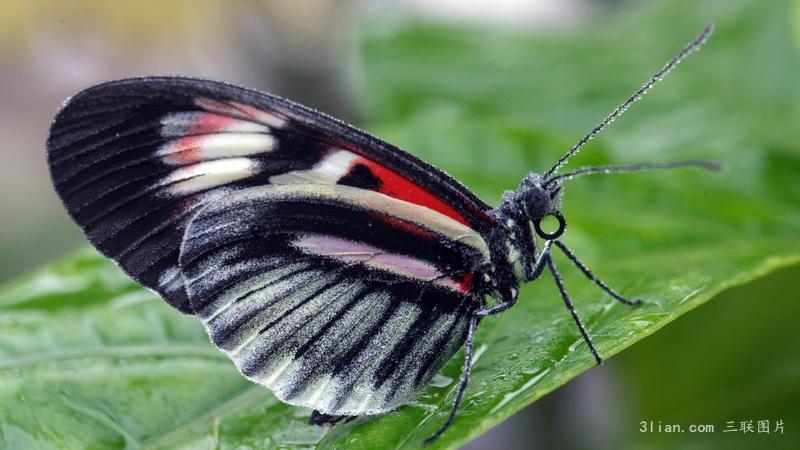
(489, 173), (563, 288)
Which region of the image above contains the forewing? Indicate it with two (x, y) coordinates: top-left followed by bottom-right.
(179, 184), (489, 415)
(47, 77), (496, 313)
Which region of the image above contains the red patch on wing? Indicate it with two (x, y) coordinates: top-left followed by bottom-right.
(380, 215), (436, 240)
(457, 272), (474, 293)
(163, 138), (201, 165)
(188, 112), (237, 134)
(351, 157), (471, 226)
(162, 113), (236, 165)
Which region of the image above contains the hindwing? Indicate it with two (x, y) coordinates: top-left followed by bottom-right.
(179, 184), (489, 414)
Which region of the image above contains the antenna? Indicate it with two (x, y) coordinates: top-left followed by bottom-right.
(542, 23), (715, 181)
(545, 159), (723, 185)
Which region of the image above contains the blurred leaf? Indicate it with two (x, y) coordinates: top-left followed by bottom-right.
(2, 0), (798, 449)
(794, 0), (800, 50)
(614, 264), (800, 450)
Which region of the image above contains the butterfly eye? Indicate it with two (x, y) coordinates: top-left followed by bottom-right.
(533, 211), (566, 240)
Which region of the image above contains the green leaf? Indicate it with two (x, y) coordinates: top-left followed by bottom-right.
(3, 0), (799, 448)
(615, 264), (800, 450)
(0, 249), (327, 449)
(794, 0), (800, 50)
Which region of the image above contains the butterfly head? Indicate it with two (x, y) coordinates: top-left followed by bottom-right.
(518, 172), (566, 241)
(492, 172), (565, 285)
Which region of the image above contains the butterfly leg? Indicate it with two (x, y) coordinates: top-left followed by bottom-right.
(475, 296), (515, 317)
(424, 313), (480, 445)
(476, 240), (553, 318)
(308, 410), (355, 427)
(546, 256), (603, 365)
(552, 240), (642, 307)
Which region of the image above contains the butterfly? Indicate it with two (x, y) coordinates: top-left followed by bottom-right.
(46, 25), (716, 444)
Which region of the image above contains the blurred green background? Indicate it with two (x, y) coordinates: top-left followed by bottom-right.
(0, 1), (797, 449)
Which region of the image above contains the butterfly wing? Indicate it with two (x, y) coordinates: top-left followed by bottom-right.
(47, 77), (496, 313)
(179, 184), (489, 414)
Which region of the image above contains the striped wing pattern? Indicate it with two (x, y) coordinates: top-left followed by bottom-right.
(47, 77), (495, 313)
(180, 185), (489, 414)
(46, 77), (496, 416)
